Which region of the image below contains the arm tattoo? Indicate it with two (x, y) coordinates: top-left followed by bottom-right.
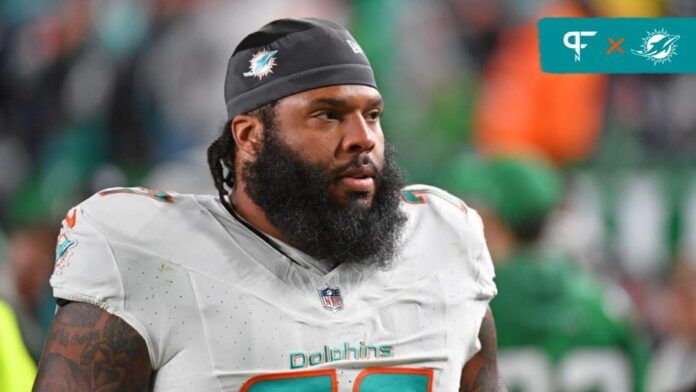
(460, 307), (507, 392)
(33, 302), (152, 392)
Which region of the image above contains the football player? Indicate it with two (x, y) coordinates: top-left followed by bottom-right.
(34, 18), (502, 391)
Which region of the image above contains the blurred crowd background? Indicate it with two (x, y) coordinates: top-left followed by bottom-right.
(1, 0), (695, 391)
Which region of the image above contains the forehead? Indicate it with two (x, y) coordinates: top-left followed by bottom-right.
(277, 85), (383, 110)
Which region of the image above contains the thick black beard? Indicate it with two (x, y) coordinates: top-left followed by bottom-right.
(241, 129), (408, 269)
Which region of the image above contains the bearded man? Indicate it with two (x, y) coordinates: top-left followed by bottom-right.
(34, 18), (502, 391)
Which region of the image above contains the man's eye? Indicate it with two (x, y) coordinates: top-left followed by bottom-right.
(366, 110), (382, 121)
(316, 111), (340, 120)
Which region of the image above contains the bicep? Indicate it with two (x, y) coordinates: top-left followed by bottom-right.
(33, 302), (152, 391)
(460, 306), (506, 392)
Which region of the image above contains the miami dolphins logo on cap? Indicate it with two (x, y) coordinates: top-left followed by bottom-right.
(243, 49), (278, 79)
(632, 29), (680, 65)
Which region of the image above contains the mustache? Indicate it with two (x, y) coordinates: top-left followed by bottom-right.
(333, 155), (379, 179)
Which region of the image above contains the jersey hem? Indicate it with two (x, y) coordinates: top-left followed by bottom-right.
(52, 286), (157, 369)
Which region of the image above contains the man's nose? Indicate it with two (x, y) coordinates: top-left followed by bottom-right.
(340, 113), (377, 155)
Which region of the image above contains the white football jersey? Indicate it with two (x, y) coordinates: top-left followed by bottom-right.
(50, 185), (496, 391)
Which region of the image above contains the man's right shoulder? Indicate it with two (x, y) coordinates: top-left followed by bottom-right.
(73, 187), (194, 243)
(50, 187), (215, 338)
(80, 186), (177, 219)
(52, 187), (193, 295)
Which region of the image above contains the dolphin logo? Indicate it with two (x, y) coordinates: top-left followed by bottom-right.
(55, 231), (77, 269)
(243, 49), (278, 79)
(632, 30), (680, 64)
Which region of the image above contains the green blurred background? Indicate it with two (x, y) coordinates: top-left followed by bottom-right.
(1, 0), (695, 391)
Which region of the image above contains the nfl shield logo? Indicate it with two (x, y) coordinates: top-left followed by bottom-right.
(318, 286), (343, 312)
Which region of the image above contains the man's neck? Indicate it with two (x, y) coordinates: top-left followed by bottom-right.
(228, 185), (292, 245)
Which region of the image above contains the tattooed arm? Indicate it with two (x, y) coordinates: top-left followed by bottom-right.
(33, 302), (152, 391)
(460, 307), (506, 392)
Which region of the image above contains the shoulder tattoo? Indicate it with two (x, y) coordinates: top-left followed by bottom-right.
(33, 302), (152, 391)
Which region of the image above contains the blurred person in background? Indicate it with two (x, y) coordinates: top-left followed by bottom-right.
(0, 298), (36, 392)
(473, 0), (607, 165)
(445, 155), (650, 392)
(648, 262), (696, 391)
(0, 224), (57, 361)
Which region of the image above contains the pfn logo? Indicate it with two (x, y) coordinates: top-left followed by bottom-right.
(563, 31), (597, 61)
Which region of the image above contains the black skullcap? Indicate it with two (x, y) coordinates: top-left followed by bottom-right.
(224, 18), (377, 120)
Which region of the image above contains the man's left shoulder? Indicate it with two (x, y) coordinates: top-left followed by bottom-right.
(398, 184), (497, 302)
(400, 184), (485, 239)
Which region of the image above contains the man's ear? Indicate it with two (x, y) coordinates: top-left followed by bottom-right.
(231, 114), (263, 156)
